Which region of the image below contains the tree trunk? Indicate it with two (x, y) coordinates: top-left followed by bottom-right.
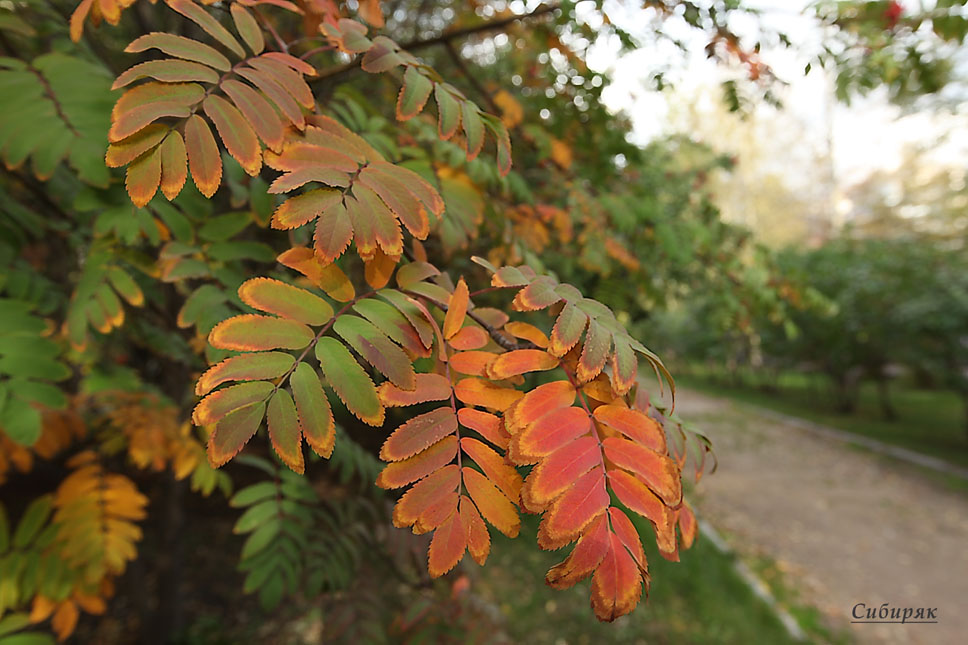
(876, 375), (897, 421)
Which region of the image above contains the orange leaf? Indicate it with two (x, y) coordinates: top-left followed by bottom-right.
(504, 380), (575, 432)
(392, 464), (460, 527)
(460, 495), (490, 565)
(271, 188), (342, 230)
(602, 437), (681, 505)
(184, 114), (221, 197)
(590, 533), (643, 622)
(521, 435), (600, 512)
(203, 94), (261, 176)
(376, 435), (458, 489)
(510, 406), (591, 465)
(453, 377), (523, 412)
(537, 468), (608, 550)
(447, 326), (489, 351)
(546, 513), (609, 590)
(267, 389), (304, 473)
(427, 511), (466, 577)
(364, 248), (398, 289)
(449, 351), (497, 376)
(159, 131), (188, 200)
(457, 408), (509, 450)
(379, 373), (451, 407)
(606, 469), (677, 554)
(413, 490), (459, 535)
(125, 145), (161, 208)
(503, 321), (549, 348)
(488, 349), (558, 379)
(52, 600), (80, 641)
(459, 437), (521, 502)
(381, 407), (458, 461)
(593, 405), (666, 453)
(443, 278), (469, 339)
(462, 467), (519, 537)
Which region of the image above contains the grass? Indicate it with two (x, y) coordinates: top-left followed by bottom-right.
(471, 514), (809, 645)
(676, 367), (968, 471)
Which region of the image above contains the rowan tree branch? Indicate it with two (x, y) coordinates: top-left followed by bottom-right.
(313, 3), (560, 83)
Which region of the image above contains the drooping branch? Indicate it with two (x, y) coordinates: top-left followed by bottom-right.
(314, 3), (560, 83)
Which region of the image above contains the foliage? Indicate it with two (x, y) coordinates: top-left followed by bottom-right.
(0, 0), (932, 640)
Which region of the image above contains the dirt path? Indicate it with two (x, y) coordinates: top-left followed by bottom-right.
(677, 388), (968, 645)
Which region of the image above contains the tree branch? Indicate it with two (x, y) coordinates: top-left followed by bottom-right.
(314, 3), (559, 83)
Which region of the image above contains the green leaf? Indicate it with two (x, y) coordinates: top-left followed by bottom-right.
(333, 315), (415, 390)
(0, 398), (41, 445)
(238, 278), (334, 326)
(434, 84), (461, 139)
(397, 66), (433, 120)
(234, 499), (279, 534)
(197, 352), (295, 396)
(13, 497), (51, 549)
(290, 362), (335, 458)
(314, 337), (384, 426)
(6, 379), (67, 409)
(0, 504), (8, 553)
(209, 314), (315, 351)
(199, 211), (251, 241)
(208, 401), (267, 467)
(193, 381), (274, 426)
(241, 517), (281, 559)
(125, 32), (232, 71)
(267, 389), (303, 472)
(229, 481), (278, 508)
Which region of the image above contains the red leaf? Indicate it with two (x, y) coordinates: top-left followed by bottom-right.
(521, 436), (600, 512)
(606, 469), (677, 554)
(602, 437), (681, 505)
(537, 467), (608, 550)
(591, 533), (643, 622)
(381, 407), (458, 461)
(510, 406), (591, 465)
(504, 380), (575, 433)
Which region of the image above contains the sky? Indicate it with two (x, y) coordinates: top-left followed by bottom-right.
(581, 0), (967, 188)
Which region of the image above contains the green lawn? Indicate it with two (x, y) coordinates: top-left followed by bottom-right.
(676, 368), (968, 471)
(472, 514), (807, 645)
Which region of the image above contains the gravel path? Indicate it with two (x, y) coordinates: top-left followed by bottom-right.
(677, 388), (968, 645)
